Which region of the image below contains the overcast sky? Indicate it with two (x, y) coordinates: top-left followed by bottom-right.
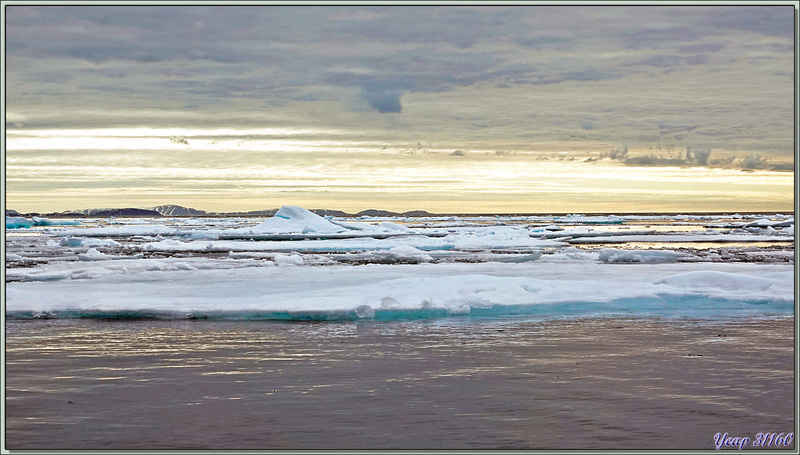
(4, 4), (796, 213)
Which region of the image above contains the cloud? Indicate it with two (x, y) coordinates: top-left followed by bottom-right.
(362, 85), (404, 114)
(528, 69), (623, 85)
(514, 35), (570, 48)
(635, 55), (687, 68)
(619, 26), (703, 50)
(687, 148), (712, 165)
(4, 5), (794, 153)
(684, 54), (710, 65)
(706, 6), (794, 39)
(677, 42), (726, 53)
(100, 69), (126, 79)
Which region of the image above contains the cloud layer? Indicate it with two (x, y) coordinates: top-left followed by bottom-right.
(7, 6), (794, 144)
(4, 5), (795, 212)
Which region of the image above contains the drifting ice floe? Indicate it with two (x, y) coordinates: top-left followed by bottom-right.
(554, 214), (624, 224)
(77, 248), (142, 261)
(5, 261), (793, 320)
(54, 224), (179, 237)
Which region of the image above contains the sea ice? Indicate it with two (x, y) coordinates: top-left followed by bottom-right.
(242, 205), (359, 234)
(31, 217), (82, 226)
(371, 245), (434, 262)
(599, 249), (686, 263)
(54, 224), (179, 237)
(77, 248), (112, 261)
(76, 248), (140, 261)
(5, 208), (794, 322)
(554, 214), (625, 224)
(6, 216), (33, 229)
(567, 233), (793, 244)
(655, 270), (791, 295)
(59, 237), (121, 248)
(379, 221), (413, 232)
(743, 217), (794, 228)
(5, 259), (793, 320)
(273, 253), (305, 266)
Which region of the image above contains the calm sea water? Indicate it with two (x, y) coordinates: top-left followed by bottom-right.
(5, 316), (794, 450)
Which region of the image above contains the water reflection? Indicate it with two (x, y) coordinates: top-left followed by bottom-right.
(5, 317), (795, 450)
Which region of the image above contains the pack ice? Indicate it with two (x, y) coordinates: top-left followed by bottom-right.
(5, 206), (794, 321)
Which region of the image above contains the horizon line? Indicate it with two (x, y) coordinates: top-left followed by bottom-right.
(5, 205), (795, 218)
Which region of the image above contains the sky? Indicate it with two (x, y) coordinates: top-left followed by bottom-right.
(3, 3), (796, 214)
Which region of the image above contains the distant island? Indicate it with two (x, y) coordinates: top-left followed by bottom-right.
(5, 204), (793, 219)
(5, 204), (435, 219)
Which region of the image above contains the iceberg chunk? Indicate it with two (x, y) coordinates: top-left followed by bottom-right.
(32, 217), (82, 226)
(373, 245), (434, 262)
(60, 237), (121, 248)
(6, 216), (33, 229)
(273, 253), (305, 266)
(655, 270), (782, 293)
(599, 248), (686, 263)
(249, 206), (351, 234)
(77, 248), (111, 261)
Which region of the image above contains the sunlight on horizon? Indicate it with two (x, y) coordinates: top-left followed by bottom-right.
(6, 136), (794, 214)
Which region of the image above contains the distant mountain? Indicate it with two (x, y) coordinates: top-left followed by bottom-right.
(401, 210), (433, 217)
(152, 205), (208, 216)
(65, 208), (163, 217)
(213, 209), (278, 217)
(310, 209), (350, 217)
(219, 209), (349, 217)
(356, 209), (400, 217)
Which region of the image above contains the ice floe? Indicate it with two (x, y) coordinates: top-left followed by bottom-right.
(599, 249), (686, 263)
(5, 260), (793, 320)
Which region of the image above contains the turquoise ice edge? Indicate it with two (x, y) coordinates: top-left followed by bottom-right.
(6, 295), (793, 322)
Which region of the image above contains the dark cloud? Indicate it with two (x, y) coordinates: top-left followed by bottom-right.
(687, 148), (712, 165)
(6, 6), (256, 63)
(624, 52), (712, 70)
(658, 123), (698, 134)
(515, 35), (570, 48)
(612, 6), (792, 50)
(703, 6), (794, 39)
(636, 55), (686, 68)
(100, 69), (126, 79)
(363, 87), (404, 114)
(5, 4), (794, 132)
(26, 71), (73, 84)
(527, 70), (623, 85)
(684, 54), (710, 65)
(334, 7), (516, 49)
(677, 42), (726, 54)
(612, 148), (714, 168)
(619, 26), (704, 50)
(744, 42), (795, 53)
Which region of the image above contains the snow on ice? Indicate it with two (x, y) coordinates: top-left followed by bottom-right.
(4, 206), (794, 321)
